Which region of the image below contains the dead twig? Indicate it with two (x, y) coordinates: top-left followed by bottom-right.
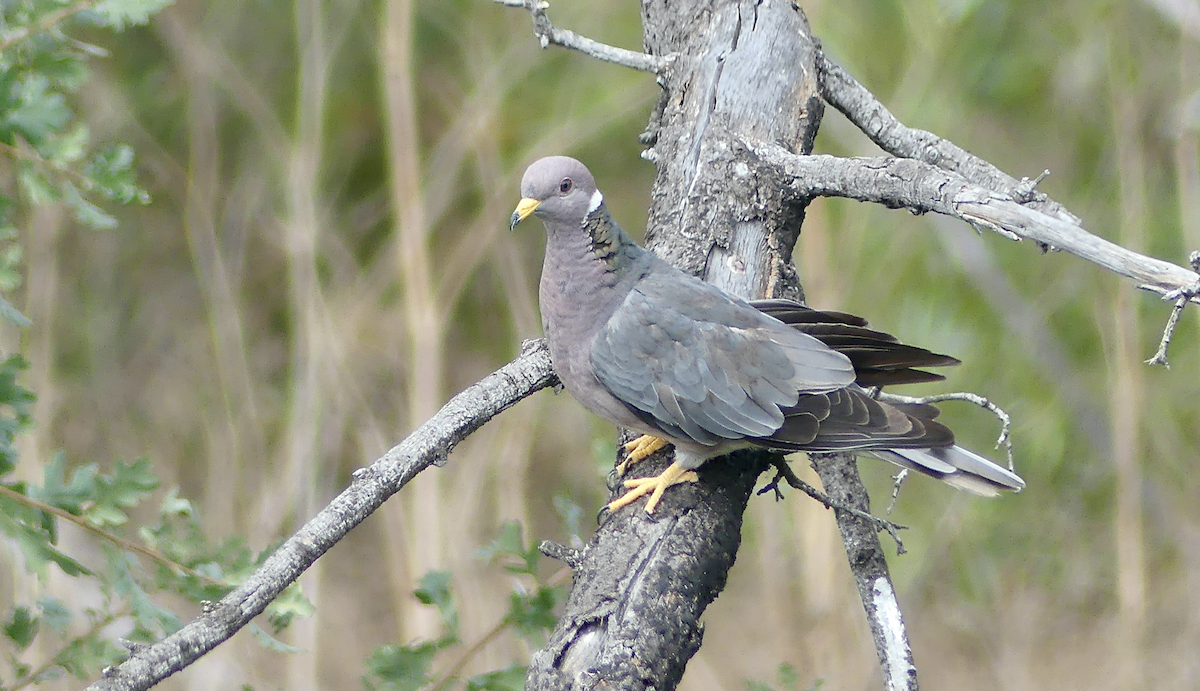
(877, 390), (1016, 471)
(494, 0), (672, 74)
(1146, 250), (1200, 367)
(758, 458), (908, 554)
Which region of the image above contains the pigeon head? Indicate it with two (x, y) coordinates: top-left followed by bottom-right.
(510, 156), (602, 231)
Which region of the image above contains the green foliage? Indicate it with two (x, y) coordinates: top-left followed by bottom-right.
(2, 440), (314, 683)
(364, 522), (566, 691)
(480, 521), (562, 646)
(3, 606), (38, 650)
(465, 664), (527, 691)
(0, 0), (160, 329)
(88, 0), (177, 30)
(0, 355), (33, 476)
(0, 5), (319, 686)
(745, 664), (820, 691)
(413, 570), (459, 644)
(364, 641), (446, 691)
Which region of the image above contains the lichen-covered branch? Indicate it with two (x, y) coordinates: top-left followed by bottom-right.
(83, 341), (557, 691)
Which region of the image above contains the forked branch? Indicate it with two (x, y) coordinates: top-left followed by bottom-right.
(816, 53), (1079, 227)
(745, 144), (1200, 305)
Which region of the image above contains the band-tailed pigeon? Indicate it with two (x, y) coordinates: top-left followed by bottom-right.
(510, 156), (1024, 514)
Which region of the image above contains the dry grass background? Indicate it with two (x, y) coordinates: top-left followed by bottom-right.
(6, 0), (1200, 689)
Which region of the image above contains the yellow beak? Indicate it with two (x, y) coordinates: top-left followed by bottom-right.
(509, 197), (541, 230)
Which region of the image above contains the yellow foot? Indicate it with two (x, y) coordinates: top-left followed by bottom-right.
(617, 435), (670, 475)
(607, 461), (699, 515)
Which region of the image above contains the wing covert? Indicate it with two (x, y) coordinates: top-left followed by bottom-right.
(590, 272), (855, 445)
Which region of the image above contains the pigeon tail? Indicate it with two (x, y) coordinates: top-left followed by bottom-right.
(869, 446), (1025, 497)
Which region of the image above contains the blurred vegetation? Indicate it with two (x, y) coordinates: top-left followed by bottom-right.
(0, 0), (1196, 689)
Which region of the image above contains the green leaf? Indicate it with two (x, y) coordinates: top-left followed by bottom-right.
(777, 663), (801, 690)
(479, 521), (525, 560)
(33, 451), (98, 514)
(744, 663), (815, 691)
(3, 605), (39, 649)
(37, 596), (72, 633)
(363, 641), (440, 691)
(0, 355), (33, 476)
(413, 570), (457, 640)
(506, 586), (558, 644)
(88, 0), (177, 30)
(248, 621), (305, 653)
(465, 663), (527, 691)
(62, 181), (118, 229)
(266, 582), (314, 632)
(17, 165), (61, 205)
(50, 629), (125, 680)
(105, 547), (181, 637)
(158, 486), (193, 517)
(85, 457), (158, 527)
(0, 496), (92, 578)
(48, 123), (89, 165)
(0, 295), (31, 327)
(82, 144), (150, 205)
(477, 521), (541, 576)
(2, 74), (70, 141)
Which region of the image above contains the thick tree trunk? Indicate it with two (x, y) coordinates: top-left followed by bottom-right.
(526, 3), (827, 689)
(641, 0), (822, 301)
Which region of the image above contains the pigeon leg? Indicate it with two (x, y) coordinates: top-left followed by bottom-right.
(607, 461), (698, 514)
(617, 435), (670, 475)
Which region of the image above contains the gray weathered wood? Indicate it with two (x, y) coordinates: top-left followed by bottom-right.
(526, 3), (917, 690)
(743, 146), (1200, 300)
(813, 453), (919, 691)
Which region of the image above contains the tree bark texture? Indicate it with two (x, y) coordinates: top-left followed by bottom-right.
(812, 453), (918, 691)
(527, 451), (768, 691)
(527, 3), (831, 689)
(642, 0), (822, 303)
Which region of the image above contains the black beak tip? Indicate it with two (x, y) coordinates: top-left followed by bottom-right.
(509, 212), (521, 231)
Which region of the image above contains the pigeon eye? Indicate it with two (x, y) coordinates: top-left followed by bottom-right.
(558, 178), (573, 194)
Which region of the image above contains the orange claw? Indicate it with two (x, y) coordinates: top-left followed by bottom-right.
(617, 435), (670, 475)
(606, 461), (698, 514)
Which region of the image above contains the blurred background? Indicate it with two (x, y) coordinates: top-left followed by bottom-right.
(4, 0), (1200, 688)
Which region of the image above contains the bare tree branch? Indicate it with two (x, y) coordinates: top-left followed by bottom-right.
(758, 458), (907, 554)
(745, 144), (1200, 302)
(811, 453), (918, 691)
(527, 450), (769, 691)
(495, 0), (671, 74)
(82, 341), (557, 691)
(877, 391), (1015, 470)
(816, 53), (1080, 228)
(1146, 250), (1200, 367)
